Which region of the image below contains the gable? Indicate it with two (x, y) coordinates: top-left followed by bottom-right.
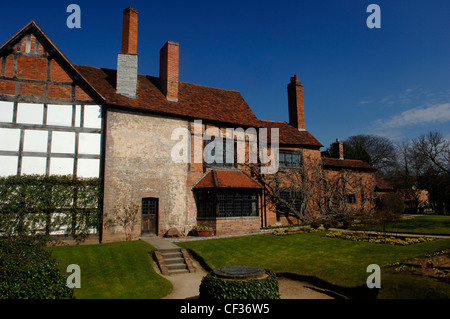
(0, 21), (104, 104)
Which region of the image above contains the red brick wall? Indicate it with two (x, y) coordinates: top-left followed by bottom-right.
(198, 217), (261, 236)
(287, 75), (305, 130)
(159, 41), (179, 101)
(0, 31), (93, 103)
(121, 7), (138, 54)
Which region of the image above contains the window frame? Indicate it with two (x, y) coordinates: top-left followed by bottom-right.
(197, 189), (260, 219)
(142, 197), (158, 215)
(278, 150), (302, 168)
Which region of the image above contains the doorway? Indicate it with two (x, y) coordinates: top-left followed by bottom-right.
(142, 198), (158, 235)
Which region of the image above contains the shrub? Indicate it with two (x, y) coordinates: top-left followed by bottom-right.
(310, 221), (321, 229)
(0, 236), (73, 299)
(323, 221), (332, 229)
(378, 193), (405, 216)
(342, 219), (352, 229)
(0, 175), (101, 240)
(199, 271), (280, 299)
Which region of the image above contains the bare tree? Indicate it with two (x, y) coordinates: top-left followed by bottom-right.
(412, 131), (450, 175)
(104, 202), (140, 241)
(246, 155), (376, 224)
(344, 134), (397, 173)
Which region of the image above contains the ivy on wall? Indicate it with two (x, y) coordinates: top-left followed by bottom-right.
(0, 175), (101, 241)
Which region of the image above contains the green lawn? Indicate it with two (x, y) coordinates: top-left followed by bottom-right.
(178, 232), (450, 299)
(353, 215), (450, 235)
(49, 240), (172, 299)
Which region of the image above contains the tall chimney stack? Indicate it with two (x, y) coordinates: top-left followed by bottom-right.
(287, 74), (305, 131)
(332, 139), (345, 160)
(116, 7), (138, 98)
(160, 41), (179, 102)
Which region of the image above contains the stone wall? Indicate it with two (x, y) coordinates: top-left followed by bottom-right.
(102, 109), (192, 241)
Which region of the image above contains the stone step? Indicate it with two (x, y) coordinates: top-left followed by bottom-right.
(161, 252), (183, 260)
(167, 268), (189, 274)
(164, 257), (185, 265)
(161, 249), (183, 255)
(167, 262), (188, 271)
(153, 247), (195, 275)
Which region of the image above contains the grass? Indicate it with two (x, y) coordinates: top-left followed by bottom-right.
(178, 231), (450, 299)
(352, 215), (450, 236)
(49, 240), (172, 299)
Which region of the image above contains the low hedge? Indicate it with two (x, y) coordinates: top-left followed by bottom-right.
(0, 236), (73, 299)
(199, 271), (280, 299)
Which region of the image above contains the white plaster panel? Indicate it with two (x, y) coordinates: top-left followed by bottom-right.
(84, 105), (102, 129)
(47, 104), (73, 127)
(75, 105), (81, 127)
(0, 156), (18, 176)
(50, 158), (74, 176)
(51, 131), (75, 154)
(16, 103), (43, 125)
(22, 156), (47, 175)
(0, 128), (20, 152)
(0, 101), (14, 123)
(23, 130), (48, 153)
(77, 159), (100, 178)
(78, 133), (101, 155)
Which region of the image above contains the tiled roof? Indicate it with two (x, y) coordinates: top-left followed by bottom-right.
(374, 173), (394, 191)
(74, 65), (323, 148)
(193, 169), (263, 189)
(74, 65), (260, 127)
(258, 119), (323, 148)
(0, 21), (324, 149)
(322, 157), (377, 171)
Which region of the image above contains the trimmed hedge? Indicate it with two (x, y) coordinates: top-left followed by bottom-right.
(199, 271), (280, 299)
(0, 175), (101, 240)
(0, 236), (73, 299)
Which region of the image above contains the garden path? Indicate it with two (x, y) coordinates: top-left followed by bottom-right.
(141, 235), (336, 299)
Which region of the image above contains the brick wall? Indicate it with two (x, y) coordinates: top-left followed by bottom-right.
(0, 31), (93, 104)
(198, 217), (261, 236)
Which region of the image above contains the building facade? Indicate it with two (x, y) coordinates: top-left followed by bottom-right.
(0, 8), (377, 242)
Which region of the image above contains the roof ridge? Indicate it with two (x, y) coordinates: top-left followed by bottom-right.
(74, 64), (242, 93)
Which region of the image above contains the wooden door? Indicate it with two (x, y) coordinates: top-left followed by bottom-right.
(142, 198), (158, 235)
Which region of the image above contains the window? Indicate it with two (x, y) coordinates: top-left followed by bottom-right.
(197, 190), (259, 218)
(197, 190), (216, 218)
(276, 190), (303, 215)
(279, 151), (301, 167)
(346, 194), (357, 204)
(142, 198), (158, 215)
(204, 139), (236, 167)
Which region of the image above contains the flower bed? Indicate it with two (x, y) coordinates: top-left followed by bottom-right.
(272, 228), (322, 236)
(325, 231), (436, 246)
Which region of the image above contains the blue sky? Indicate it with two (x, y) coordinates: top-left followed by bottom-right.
(1, 0), (449, 149)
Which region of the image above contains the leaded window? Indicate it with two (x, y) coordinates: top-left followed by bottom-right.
(197, 190), (259, 218)
(279, 152), (301, 167)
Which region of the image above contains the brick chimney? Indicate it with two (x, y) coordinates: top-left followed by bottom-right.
(287, 74), (305, 131)
(116, 7), (138, 98)
(160, 41), (179, 102)
(332, 139), (344, 160)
